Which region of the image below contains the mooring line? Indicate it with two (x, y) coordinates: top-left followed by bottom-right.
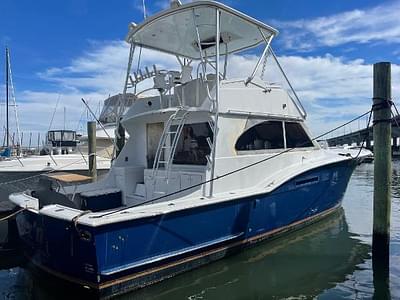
(352, 108), (373, 160)
(0, 207), (27, 222)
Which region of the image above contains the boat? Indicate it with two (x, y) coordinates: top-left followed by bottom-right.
(343, 145), (374, 164)
(0, 129), (110, 202)
(78, 93), (135, 159)
(1, 47), (22, 159)
(318, 140), (374, 164)
(9, 1), (359, 298)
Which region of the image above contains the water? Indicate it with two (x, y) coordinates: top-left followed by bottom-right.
(1, 162), (400, 299)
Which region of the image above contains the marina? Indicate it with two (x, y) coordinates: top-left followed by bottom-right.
(0, 161), (399, 299)
(1, 0), (399, 299)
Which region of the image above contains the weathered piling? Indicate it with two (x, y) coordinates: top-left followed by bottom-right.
(87, 121), (97, 181)
(372, 61), (392, 300)
(372, 62), (392, 255)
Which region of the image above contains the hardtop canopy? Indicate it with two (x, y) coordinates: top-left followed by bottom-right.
(126, 1), (278, 60)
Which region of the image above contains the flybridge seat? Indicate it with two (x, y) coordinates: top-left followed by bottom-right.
(172, 74), (216, 108)
(129, 73), (216, 115)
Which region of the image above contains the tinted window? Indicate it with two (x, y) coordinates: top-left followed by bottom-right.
(235, 121), (284, 151)
(173, 123), (213, 165)
(285, 122), (313, 148)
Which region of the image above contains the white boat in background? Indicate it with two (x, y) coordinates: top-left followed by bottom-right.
(0, 129), (110, 205)
(78, 93), (135, 159)
(0, 92), (136, 204)
(319, 140), (374, 164)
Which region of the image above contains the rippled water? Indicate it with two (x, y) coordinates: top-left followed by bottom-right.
(1, 161), (399, 299)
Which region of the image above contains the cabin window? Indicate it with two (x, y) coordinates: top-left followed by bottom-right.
(285, 122), (313, 148)
(235, 121), (284, 151)
(63, 131), (75, 141)
(54, 131), (62, 141)
(173, 123), (213, 165)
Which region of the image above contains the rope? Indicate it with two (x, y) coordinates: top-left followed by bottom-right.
(352, 109), (372, 159)
(0, 208), (26, 222)
(91, 109), (372, 219)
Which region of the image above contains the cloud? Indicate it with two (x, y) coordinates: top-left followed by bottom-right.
(12, 40), (179, 138)
(227, 52), (400, 136)
(38, 40), (130, 94)
(274, 1), (400, 51)
(10, 37), (400, 142)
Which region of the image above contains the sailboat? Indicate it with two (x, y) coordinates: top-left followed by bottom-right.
(1, 47), (21, 158)
(10, 1), (363, 297)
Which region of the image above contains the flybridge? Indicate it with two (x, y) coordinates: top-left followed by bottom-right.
(121, 0), (306, 120)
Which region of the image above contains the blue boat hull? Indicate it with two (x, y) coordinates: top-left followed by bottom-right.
(15, 159), (355, 298)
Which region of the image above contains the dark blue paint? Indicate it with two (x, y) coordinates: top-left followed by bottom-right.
(15, 159), (355, 293)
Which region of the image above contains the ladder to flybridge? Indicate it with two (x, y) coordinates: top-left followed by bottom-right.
(152, 108), (189, 189)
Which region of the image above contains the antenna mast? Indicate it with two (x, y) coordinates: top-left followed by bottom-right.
(7, 48), (22, 151)
(5, 48), (9, 148)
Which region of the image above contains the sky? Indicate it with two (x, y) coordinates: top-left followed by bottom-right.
(0, 0), (400, 141)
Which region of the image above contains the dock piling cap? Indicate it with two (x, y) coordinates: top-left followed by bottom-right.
(126, 0), (278, 59)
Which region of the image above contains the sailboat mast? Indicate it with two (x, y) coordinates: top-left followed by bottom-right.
(5, 47), (9, 148)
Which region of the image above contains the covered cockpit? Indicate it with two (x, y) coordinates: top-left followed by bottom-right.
(99, 93), (135, 124)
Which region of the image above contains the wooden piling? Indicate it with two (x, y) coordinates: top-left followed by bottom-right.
(87, 121), (97, 181)
(372, 62), (392, 258)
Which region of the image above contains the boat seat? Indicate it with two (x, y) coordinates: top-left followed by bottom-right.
(80, 188), (122, 212)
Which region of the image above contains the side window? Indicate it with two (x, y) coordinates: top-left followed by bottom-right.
(285, 122), (314, 148)
(235, 121), (284, 151)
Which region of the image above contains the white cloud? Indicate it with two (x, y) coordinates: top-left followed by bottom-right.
(12, 40), (180, 138)
(227, 52), (400, 136)
(275, 1), (400, 50)
(10, 39), (400, 141)
(38, 41), (130, 94)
